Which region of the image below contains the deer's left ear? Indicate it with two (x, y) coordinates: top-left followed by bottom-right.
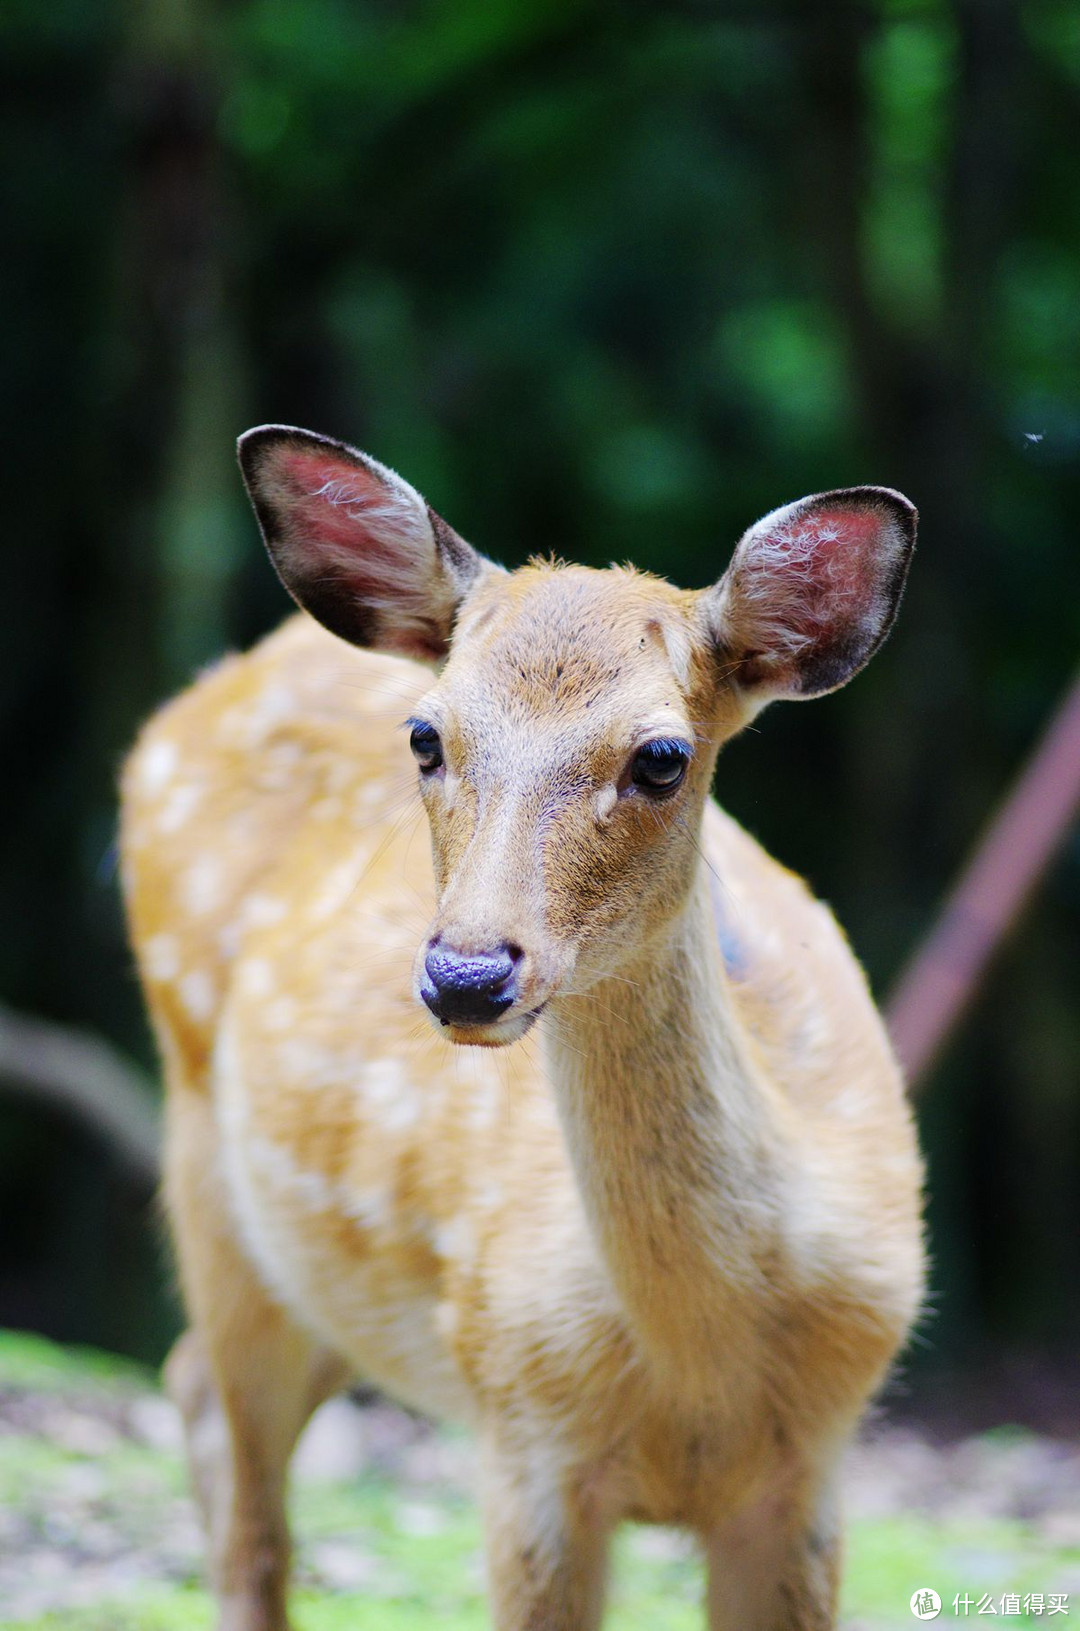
(238, 424), (496, 662)
(702, 486), (917, 706)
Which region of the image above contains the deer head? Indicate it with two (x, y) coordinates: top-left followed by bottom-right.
(239, 425), (916, 1046)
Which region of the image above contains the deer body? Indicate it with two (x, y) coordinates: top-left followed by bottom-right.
(123, 428), (924, 1630)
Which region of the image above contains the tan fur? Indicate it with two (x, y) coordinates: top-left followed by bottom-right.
(122, 558), (924, 1631)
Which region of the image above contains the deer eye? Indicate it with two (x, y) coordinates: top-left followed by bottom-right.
(631, 738), (691, 794)
(407, 720), (443, 774)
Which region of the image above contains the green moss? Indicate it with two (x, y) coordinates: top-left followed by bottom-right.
(0, 1592), (213, 1631)
(844, 1513), (1080, 1625)
(0, 1330), (154, 1393)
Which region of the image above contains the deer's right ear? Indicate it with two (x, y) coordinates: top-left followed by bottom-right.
(238, 425), (496, 662)
(701, 485), (917, 711)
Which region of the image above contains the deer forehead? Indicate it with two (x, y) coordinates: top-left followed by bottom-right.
(429, 564), (705, 747)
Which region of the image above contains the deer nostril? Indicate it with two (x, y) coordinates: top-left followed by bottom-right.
(421, 942), (520, 1026)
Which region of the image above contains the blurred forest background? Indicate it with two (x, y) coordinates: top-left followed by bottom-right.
(1, 0), (1077, 1421)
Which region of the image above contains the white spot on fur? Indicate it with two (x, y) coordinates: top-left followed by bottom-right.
(226, 810), (256, 848)
(345, 1187), (391, 1230)
(384, 1095), (420, 1132)
(594, 785), (617, 824)
(181, 855), (223, 916)
(433, 1213), (476, 1266)
(248, 1134), (335, 1215)
(309, 857), (365, 923)
(223, 1116), (388, 1240)
(178, 968), (215, 1021)
(325, 759), (355, 793)
(157, 782), (203, 834)
(246, 893), (288, 929)
(217, 685), (298, 753)
(251, 683), (298, 736)
(353, 782), (389, 816)
(796, 1006), (833, 1056)
(144, 933), (180, 981)
(215, 1051), (377, 1234)
(435, 1300), (459, 1343)
(265, 995), (298, 1032)
(357, 1058), (403, 1102)
(262, 739), (304, 784)
(239, 957), (274, 997)
(138, 738), (178, 797)
(356, 1059), (419, 1131)
(830, 1083), (870, 1121)
(274, 1037), (347, 1089)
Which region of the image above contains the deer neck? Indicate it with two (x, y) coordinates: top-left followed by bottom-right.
(543, 862), (789, 1391)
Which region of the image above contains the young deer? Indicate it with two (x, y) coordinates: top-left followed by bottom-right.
(122, 424), (925, 1631)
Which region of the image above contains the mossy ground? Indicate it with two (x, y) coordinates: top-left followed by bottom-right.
(1, 1331), (1077, 1630)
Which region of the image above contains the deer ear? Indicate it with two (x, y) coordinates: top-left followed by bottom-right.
(237, 425), (494, 661)
(704, 486), (917, 707)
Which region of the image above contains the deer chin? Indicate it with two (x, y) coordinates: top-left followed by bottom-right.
(439, 1005), (546, 1049)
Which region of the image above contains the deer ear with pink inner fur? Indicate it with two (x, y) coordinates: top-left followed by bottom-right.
(237, 424), (494, 662)
(703, 485), (917, 707)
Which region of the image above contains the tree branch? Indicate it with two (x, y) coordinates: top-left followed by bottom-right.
(0, 1004), (160, 1188)
(887, 668), (1080, 1089)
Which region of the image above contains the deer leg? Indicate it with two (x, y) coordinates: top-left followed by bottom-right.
(479, 1427), (613, 1631)
(164, 1082), (350, 1631)
(704, 1471), (842, 1631)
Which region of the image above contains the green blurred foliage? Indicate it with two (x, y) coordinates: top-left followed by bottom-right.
(0, 0), (1077, 1392)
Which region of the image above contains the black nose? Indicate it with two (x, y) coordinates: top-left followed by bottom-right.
(421, 942), (521, 1026)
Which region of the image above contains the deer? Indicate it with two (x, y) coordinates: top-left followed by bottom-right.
(120, 423), (925, 1631)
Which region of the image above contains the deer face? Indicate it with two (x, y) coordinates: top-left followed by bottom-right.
(402, 563), (732, 1041)
(239, 425), (916, 1046)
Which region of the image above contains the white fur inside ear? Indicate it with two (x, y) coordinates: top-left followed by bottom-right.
(724, 504), (825, 661)
(292, 457), (457, 645)
(712, 489), (913, 702)
(246, 431), (468, 657)
(305, 456), (432, 562)
(725, 501), (866, 657)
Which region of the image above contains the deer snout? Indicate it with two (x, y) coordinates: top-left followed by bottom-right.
(420, 941), (523, 1027)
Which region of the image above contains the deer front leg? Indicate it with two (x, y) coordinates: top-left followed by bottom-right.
(480, 1426), (613, 1631)
(165, 1323), (348, 1631)
(164, 1083), (350, 1631)
(705, 1470), (842, 1631)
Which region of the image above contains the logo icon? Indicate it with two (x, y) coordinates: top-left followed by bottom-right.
(910, 1589), (942, 1620)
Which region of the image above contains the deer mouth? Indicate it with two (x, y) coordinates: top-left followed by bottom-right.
(441, 1003), (547, 1049)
